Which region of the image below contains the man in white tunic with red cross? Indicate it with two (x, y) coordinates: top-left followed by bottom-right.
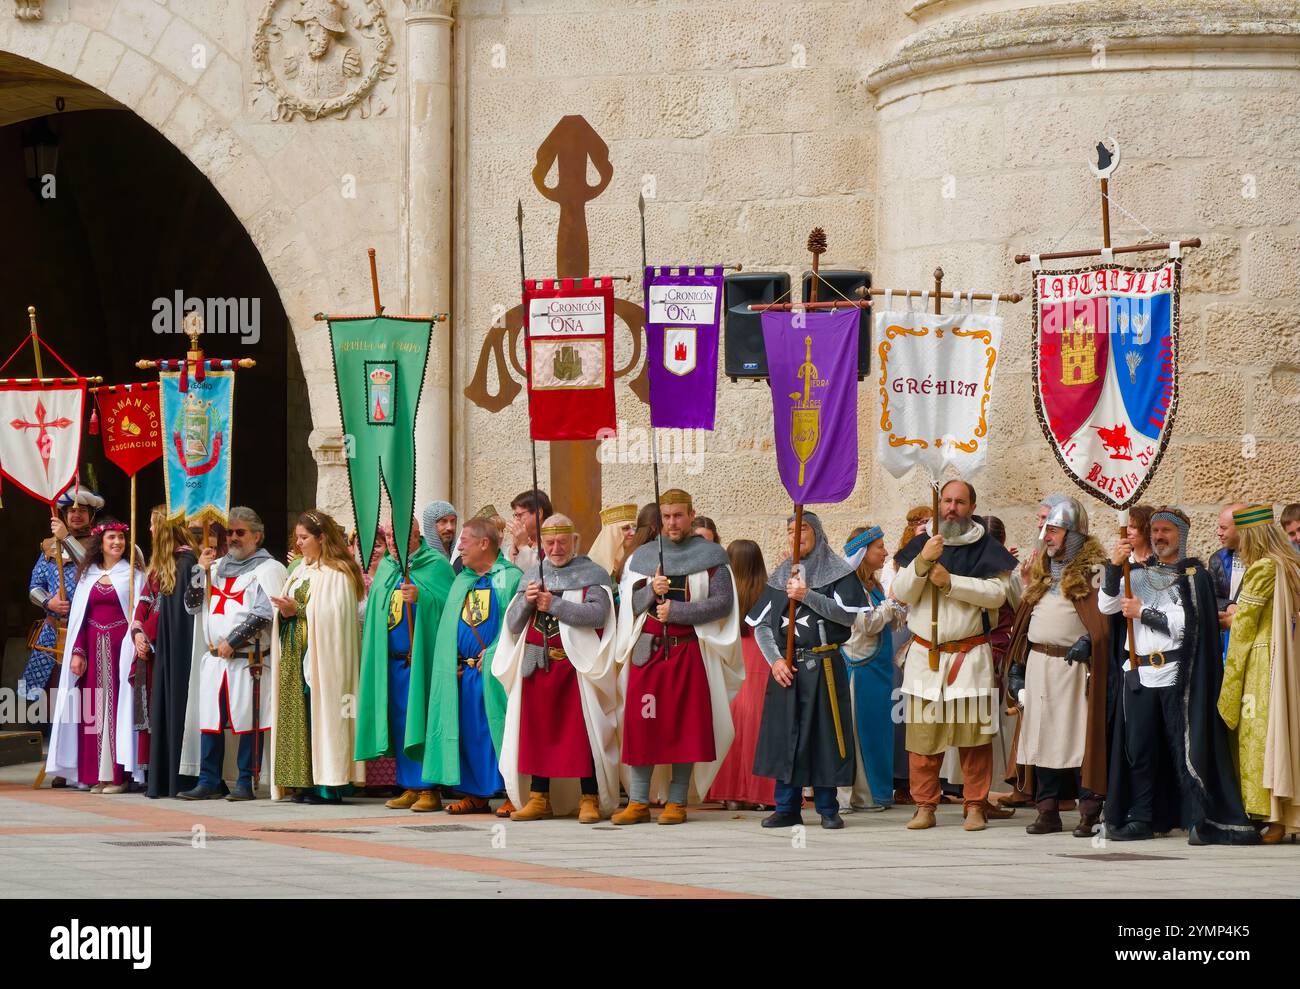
(178, 507), (288, 801)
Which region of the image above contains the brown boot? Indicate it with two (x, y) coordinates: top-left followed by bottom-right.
(578, 794), (602, 824)
(657, 802), (688, 825)
(963, 804), (987, 831)
(510, 791), (553, 821)
(1260, 823), (1286, 845)
(410, 789), (442, 813)
(983, 800), (1016, 820)
(1073, 797), (1102, 837)
(611, 801), (651, 825)
(386, 788), (420, 810)
(906, 806), (937, 830)
(1026, 800), (1062, 834)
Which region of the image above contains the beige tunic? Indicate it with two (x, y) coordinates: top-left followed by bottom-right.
(893, 538), (1010, 754)
(1020, 589), (1089, 768)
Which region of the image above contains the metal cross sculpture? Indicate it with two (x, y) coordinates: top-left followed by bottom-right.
(465, 115), (649, 540)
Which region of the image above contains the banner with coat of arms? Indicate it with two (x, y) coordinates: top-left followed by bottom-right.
(523, 277), (616, 441)
(644, 266), (724, 430)
(161, 368), (234, 527)
(875, 295), (1004, 481)
(0, 382), (85, 504)
(761, 307), (859, 504)
(328, 315), (433, 574)
(1031, 255), (1180, 509)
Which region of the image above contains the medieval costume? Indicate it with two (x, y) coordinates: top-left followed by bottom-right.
(614, 492), (743, 824)
(419, 550), (522, 810)
(1210, 533), (1246, 656)
(1217, 505), (1300, 839)
(180, 548), (287, 800)
(494, 541), (619, 822)
(1003, 499), (1110, 837)
(20, 486), (101, 706)
(839, 526), (907, 812)
(1099, 509), (1258, 845)
(355, 543), (454, 811)
(45, 552), (146, 789)
(893, 515), (1016, 830)
(133, 546), (199, 797)
(753, 513), (865, 828)
(707, 585), (779, 809)
(269, 558), (360, 802)
(589, 503), (638, 581)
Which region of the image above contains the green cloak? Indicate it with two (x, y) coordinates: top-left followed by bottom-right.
(419, 551), (521, 784)
(354, 545), (455, 762)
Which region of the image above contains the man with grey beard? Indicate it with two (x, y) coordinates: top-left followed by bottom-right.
(892, 480), (1018, 832)
(178, 508), (288, 801)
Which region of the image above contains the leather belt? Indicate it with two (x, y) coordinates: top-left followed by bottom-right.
(651, 633), (695, 650)
(546, 647), (567, 662)
(1029, 641), (1070, 658)
(912, 633), (989, 654)
(1133, 648), (1181, 668)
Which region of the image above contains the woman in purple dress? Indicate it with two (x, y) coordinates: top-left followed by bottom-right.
(44, 519), (146, 793)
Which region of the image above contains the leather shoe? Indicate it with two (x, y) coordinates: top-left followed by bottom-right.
(963, 805), (987, 832)
(906, 807), (936, 830)
(178, 784), (223, 800)
(762, 811), (803, 828)
(386, 788), (420, 810)
(1108, 820), (1154, 841)
(226, 782), (255, 801)
(820, 813), (845, 830)
(1026, 812), (1062, 835)
(1073, 812), (1101, 838)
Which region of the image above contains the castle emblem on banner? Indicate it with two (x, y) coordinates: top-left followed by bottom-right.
(1032, 257), (1182, 509)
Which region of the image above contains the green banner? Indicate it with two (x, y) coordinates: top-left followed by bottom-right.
(328, 316), (433, 573)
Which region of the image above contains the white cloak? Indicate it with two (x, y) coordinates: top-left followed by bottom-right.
(493, 585), (620, 816)
(614, 561), (744, 803)
(45, 560), (146, 783)
(179, 556), (288, 780)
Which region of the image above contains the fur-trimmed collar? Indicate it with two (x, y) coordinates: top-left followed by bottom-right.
(1021, 537), (1107, 610)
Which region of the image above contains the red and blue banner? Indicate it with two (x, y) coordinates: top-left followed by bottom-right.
(644, 266), (723, 430)
(1032, 255), (1181, 509)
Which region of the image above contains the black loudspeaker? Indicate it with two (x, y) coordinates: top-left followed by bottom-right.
(800, 269), (873, 379)
(724, 271), (790, 380)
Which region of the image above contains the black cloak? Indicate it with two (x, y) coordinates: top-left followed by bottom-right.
(146, 550), (199, 798)
(1103, 559), (1260, 844)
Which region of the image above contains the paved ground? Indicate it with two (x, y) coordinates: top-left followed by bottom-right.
(2, 761), (1295, 899)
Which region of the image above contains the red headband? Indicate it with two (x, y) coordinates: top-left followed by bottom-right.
(91, 522), (129, 536)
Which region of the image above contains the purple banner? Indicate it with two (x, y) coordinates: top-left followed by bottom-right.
(762, 307), (859, 504)
(644, 265), (724, 430)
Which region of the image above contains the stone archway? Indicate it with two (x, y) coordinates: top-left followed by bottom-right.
(0, 48), (317, 690)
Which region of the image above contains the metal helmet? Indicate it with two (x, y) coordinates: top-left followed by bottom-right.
(1039, 496), (1089, 539)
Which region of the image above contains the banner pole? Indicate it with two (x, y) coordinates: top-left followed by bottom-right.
(927, 268), (944, 673)
(368, 247), (382, 315)
(638, 193), (667, 582)
(517, 201), (545, 592)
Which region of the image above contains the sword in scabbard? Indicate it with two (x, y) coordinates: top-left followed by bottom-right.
(249, 642), (263, 791)
(816, 621), (847, 760)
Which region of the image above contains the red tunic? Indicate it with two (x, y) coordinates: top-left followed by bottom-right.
(622, 615), (716, 766)
(518, 619), (594, 778)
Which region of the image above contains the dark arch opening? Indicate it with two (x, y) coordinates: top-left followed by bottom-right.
(0, 63), (314, 696)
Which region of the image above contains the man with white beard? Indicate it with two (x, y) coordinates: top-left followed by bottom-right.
(892, 480), (1017, 832)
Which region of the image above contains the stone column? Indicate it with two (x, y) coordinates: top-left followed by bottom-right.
(404, 0), (455, 514)
(866, 0), (1300, 547)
